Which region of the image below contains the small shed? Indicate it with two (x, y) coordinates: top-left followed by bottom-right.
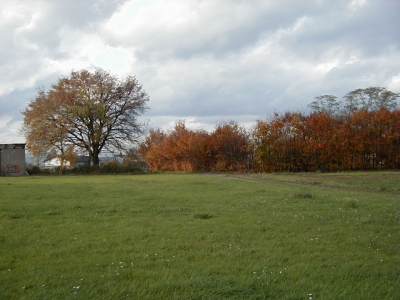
(0, 143), (26, 176)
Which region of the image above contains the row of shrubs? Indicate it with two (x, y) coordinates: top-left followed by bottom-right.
(26, 161), (147, 175)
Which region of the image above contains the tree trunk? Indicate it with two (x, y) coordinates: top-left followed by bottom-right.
(92, 148), (100, 167)
(93, 155), (99, 167)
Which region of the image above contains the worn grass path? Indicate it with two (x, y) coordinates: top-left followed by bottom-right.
(206, 171), (399, 194)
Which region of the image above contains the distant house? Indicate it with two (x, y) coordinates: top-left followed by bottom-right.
(0, 143), (26, 176)
(75, 155), (123, 167)
(99, 156), (123, 165)
(43, 157), (71, 169)
(75, 156), (91, 167)
(25, 152), (123, 169)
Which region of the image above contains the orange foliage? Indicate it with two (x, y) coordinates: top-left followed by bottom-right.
(139, 121), (252, 172)
(139, 86), (399, 172)
(253, 109), (399, 171)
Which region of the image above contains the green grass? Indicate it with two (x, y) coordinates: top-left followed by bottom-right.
(0, 173), (398, 299)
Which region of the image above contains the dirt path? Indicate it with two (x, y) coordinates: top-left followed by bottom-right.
(202, 173), (398, 194)
(203, 173), (328, 189)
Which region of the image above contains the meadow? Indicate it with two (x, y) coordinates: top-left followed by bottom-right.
(0, 172), (398, 299)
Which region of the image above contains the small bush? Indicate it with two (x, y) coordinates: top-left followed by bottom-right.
(346, 198), (360, 209)
(378, 186), (386, 192)
(194, 213), (213, 219)
(26, 165), (51, 175)
(100, 160), (125, 173)
(294, 192), (315, 199)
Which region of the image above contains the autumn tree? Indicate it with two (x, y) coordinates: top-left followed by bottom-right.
(138, 122), (212, 172)
(22, 69), (149, 166)
(253, 119), (278, 172)
(159, 121), (211, 172)
(209, 121), (251, 171)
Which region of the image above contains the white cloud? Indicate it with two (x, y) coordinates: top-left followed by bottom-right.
(56, 26), (135, 77)
(349, 0), (367, 11)
(387, 74), (400, 92)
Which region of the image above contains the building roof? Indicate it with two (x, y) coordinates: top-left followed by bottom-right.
(0, 143), (26, 149)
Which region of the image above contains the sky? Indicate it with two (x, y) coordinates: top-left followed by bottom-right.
(1, 0), (399, 143)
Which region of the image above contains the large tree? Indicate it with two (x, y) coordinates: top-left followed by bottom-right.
(22, 69), (149, 166)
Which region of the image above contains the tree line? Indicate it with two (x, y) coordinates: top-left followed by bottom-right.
(22, 69), (399, 172)
(139, 87), (399, 172)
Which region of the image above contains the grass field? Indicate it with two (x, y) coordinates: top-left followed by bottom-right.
(1, 172), (399, 299)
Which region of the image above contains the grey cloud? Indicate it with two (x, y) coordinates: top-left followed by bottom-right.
(103, 0), (320, 60)
(118, 0), (399, 123)
(139, 53), (289, 118)
(282, 1), (400, 61)
(0, 0), (129, 87)
(1, 1), (125, 60)
(107, 0), (400, 121)
(1, 0), (399, 142)
(0, 89), (33, 119)
(0, 1), (124, 140)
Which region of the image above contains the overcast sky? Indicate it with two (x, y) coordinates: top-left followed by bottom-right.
(1, 0), (399, 143)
